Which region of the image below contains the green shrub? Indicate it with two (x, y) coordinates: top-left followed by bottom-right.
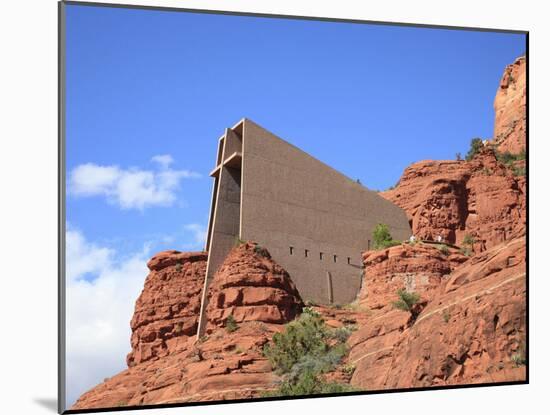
(463, 233), (474, 245)
(329, 326), (355, 343)
(391, 288), (420, 312)
(253, 244), (270, 258)
(442, 309), (451, 323)
(512, 166), (526, 176)
(225, 315), (238, 333)
(175, 262), (182, 272)
(263, 368), (356, 397)
(372, 223), (401, 250)
(511, 343), (526, 367)
(263, 308), (330, 374)
(262, 308), (353, 396)
(437, 244), (450, 256)
(496, 149), (526, 166)
(461, 234), (476, 257)
(342, 363), (356, 376)
(465, 138), (484, 161)
(511, 353), (526, 367)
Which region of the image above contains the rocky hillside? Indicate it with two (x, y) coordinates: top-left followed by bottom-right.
(358, 242), (468, 311)
(381, 148), (526, 252)
(492, 56), (526, 154)
(349, 236), (526, 390)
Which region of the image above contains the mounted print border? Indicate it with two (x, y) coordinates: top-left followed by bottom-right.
(58, 1), (529, 413)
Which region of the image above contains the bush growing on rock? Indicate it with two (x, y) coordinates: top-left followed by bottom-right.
(270, 369), (356, 396)
(263, 308), (352, 396)
(512, 165), (526, 176)
(496, 148), (526, 167)
(511, 342), (526, 367)
(342, 362), (356, 376)
(225, 315), (238, 333)
(442, 309), (451, 323)
(372, 223), (401, 250)
(465, 138), (484, 161)
(462, 234), (475, 250)
(253, 244), (270, 258)
(392, 288), (420, 312)
(437, 244), (450, 256)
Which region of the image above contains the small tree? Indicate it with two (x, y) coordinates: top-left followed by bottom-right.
(437, 244), (450, 256)
(262, 308), (353, 397)
(461, 234), (475, 256)
(392, 288), (420, 312)
(455, 152), (462, 161)
(462, 234), (475, 248)
(465, 138), (484, 161)
(225, 315), (239, 333)
(372, 223), (400, 249)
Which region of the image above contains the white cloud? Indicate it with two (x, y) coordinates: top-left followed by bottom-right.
(69, 156), (200, 210)
(66, 227), (113, 282)
(183, 223), (207, 248)
(65, 227), (150, 407)
(151, 154), (174, 169)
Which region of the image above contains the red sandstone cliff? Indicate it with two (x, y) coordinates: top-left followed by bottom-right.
(205, 242), (303, 330)
(492, 56), (526, 154)
(358, 242), (468, 311)
(381, 148), (526, 252)
(349, 237), (526, 390)
(126, 251), (207, 367)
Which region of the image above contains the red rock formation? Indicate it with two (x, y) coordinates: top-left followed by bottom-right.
(359, 242), (468, 311)
(493, 56), (526, 154)
(126, 251), (207, 367)
(349, 237), (526, 390)
(72, 244), (304, 410)
(206, 242), (304, 330)
(383, 237), (526, 388)
(381, 149), (526, 252)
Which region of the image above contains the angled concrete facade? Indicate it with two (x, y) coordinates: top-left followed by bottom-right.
(197, 119), (411, 336)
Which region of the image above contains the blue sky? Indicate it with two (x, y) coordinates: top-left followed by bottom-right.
(64, 3), (526, 407)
